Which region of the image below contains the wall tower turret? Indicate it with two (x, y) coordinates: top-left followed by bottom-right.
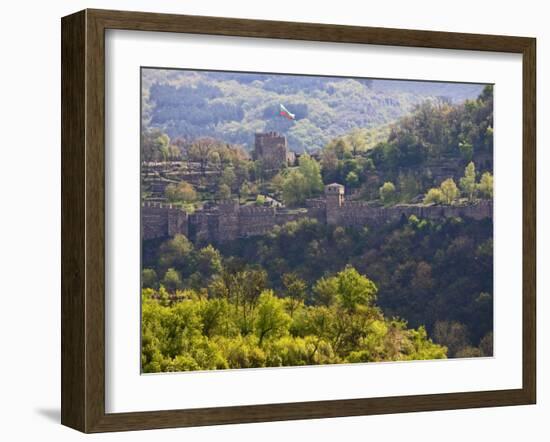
(325, 183), (344, 225)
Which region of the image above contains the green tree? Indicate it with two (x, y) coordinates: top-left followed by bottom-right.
(282, 273), (307, 317)
(188, 137), (217, 175)
(233, 158), (251, 189)
(346, 171), (359, 188)
(282, 169), (307, 206)
(162, 268), (182, 292)
(433, 321), (470, 357)
(217, 183), (231, 200)
(239, 181), (252, 201)
(320, 148), (339, 182)
(196, 245), (223, 279)
(330, 137), (352, 159)
(423, 187), (444, 204)
(298, 154), (324, 196)
(220, 167), (236, 190)
(458, 141), (473, 161)
(313, 276), (339, 306)
(141, 129), (170, 163)
(254, 291), (291, 345)
(165, 181), (197, 203)
(199, 298), (232, 337)
(335, 266), (377, 311)
(398, 172), (420, 202)
(477, 171), (493, 198)
(271, 173), (285, 193)
(379, 181), (396, 203)
(142, 268), (158, 289)
(459, 161), (477, 201)
(141, 262), (449, 372)
(255, 195), (267, 206)
(440, 178), (459, 204)
(158, 234), (194, 275)
(233, 269), (268, 335)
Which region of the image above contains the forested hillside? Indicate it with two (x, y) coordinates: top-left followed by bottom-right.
(143, 214), (493, 364)
(140, 78), (494, 372)
(142, 69), (484, 153)
(322, 85), (494, 199)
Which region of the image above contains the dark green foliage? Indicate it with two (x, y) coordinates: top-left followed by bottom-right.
(215, 216), (493, 352)
(365, 87), (493, 193)
(143, 213), (492, 361)
(150, 83), (244, 129)
(142, 68), (484, 154)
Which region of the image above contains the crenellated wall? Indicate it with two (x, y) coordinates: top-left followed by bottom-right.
(329, 199), (493, 228)
(142, 202), (189, 240)
(142, 189), (492, 244)
(304, 198), (327, 223)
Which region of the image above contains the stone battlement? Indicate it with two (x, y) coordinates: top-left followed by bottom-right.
(142, 201), (182, 210)
(142, 202), (189, 240)
(142, 185), (492, 244)
(239, 206), (277, 215)
(342, 200), (371, 209)
(305, 199), (327, 209)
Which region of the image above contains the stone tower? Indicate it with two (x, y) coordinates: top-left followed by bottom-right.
(325, 183), (344, 225)
(253, 132), (294, 170)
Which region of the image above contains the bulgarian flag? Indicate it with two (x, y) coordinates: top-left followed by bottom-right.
(279, 103), (296, 120)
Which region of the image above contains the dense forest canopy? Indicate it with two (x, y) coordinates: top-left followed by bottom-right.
(321, 85), (493, 198)
(143, 215), (493, 366)
(142, 259), (448, 372)
(142, 69), (485, 153)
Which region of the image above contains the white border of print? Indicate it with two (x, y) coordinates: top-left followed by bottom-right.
(105, 29), (523, 413)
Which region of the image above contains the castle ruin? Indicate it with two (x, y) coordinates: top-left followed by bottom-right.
(253, 132), (296, 171)
(142, 184), (493, 244)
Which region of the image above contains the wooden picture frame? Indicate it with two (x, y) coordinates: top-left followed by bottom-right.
(61, 8), (536, 433)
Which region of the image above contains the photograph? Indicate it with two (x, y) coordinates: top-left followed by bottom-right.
(140, 68), (494, 373)
(0, 0), (543, 438)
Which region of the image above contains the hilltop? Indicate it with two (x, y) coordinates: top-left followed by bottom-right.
(142, 69), (485, 153)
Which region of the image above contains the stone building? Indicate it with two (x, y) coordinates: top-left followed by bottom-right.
(142, 184), (492, 245)
(325, 183), (345, 225)
(142, 202), (188, 241)
(253, 132), (295, 170)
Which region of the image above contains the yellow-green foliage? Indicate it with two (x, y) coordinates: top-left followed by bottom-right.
(379, 181), (396, 204)
(165, 181), (197, 204)
(424, 178), (459, 205)
(477, 171), (493, 199)
(141, 266), (447, 372)
(423, 188), (445, 205)
(281, 154), (324, 206)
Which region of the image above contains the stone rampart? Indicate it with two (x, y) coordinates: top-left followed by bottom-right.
(142, 202), (188, 240)
(142, 194), (493, 244)
(332, 200), (493, 227)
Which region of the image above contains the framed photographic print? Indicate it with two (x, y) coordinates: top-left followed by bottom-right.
(61, 9), (536, 433)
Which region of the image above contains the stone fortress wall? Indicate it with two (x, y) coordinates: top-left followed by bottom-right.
(142, 202), (189, 241)
(323, 183), (492, 227)
(142, 184), (493, 244)
(142, 132), (492, 244)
